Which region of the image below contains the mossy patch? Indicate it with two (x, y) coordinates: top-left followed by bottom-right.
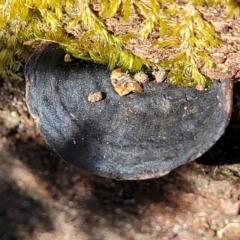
(0, 0), (240, 86)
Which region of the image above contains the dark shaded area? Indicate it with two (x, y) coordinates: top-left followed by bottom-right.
(197, 81), (240, 165)
(11, 133), (193, 203)
(2, 135), (194, 239)
(0, 179), (53, 240)
(25, 43), (232, 179)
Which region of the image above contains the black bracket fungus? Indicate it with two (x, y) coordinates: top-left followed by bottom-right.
(25, 43), (233, 180)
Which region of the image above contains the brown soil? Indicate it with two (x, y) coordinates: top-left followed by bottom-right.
(101, 5), (240, 81)
(0, 75), (240, 239)
(64, 3), (240, 82)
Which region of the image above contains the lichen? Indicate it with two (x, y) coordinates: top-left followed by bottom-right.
(0, 0), (239, 86)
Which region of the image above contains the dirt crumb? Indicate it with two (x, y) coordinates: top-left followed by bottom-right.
(152, 67), (167, 83)
(87, 92), (103, 102)
(64, 54), (72, 62)
(195, 85), (205, 91)
(134, 72), (149, 83)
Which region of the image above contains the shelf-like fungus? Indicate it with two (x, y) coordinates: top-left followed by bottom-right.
(25, 43), (233, 180)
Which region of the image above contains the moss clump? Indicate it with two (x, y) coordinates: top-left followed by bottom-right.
(0, 0), (240, 86)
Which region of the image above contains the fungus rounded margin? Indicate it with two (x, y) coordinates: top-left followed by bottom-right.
(25, 43), (233, 180)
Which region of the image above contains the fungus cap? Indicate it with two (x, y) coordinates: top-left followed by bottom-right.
(25, 43), (233, 180)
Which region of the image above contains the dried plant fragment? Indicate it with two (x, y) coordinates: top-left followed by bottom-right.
(111, 68), (143, 96)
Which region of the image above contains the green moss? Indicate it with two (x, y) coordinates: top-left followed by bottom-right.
(0, 0), (239, 86)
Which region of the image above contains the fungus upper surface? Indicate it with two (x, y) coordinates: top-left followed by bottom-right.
(25, 43), (233, 180)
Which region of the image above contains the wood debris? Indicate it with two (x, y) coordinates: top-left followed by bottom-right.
(110, 68), (143, 96)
